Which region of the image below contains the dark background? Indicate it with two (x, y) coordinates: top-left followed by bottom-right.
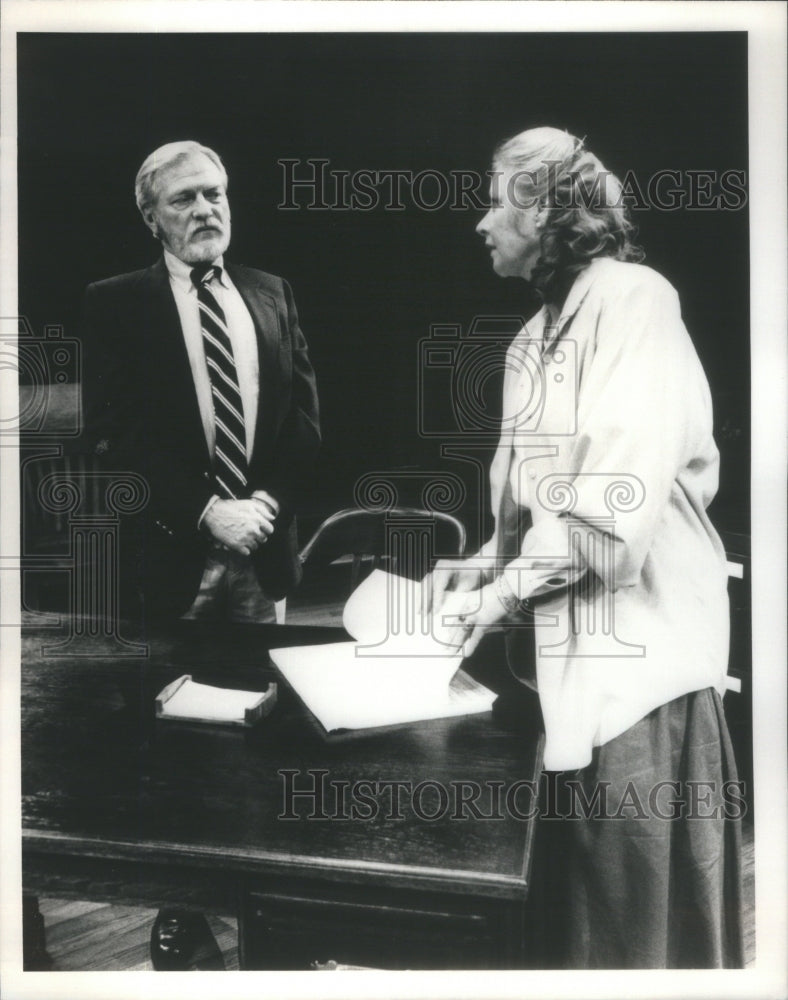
(17, 32), (750, 547)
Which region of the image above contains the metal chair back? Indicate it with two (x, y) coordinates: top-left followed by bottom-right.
(298, 507), (466, 593)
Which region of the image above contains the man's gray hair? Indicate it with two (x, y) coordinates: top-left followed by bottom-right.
(134, 141), (227, 213)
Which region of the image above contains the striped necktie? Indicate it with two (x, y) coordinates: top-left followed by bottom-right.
(191, 264), (249, 500)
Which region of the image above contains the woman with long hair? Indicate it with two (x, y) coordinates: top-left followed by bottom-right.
(425, 127), (743, 968)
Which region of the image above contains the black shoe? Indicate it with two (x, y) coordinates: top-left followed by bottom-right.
(22, 897), (54, 971)
(150, 908), (225, 971)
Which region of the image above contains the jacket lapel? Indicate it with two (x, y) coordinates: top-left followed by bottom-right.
(224, 262), (282, 462)
(141, 258), (212, 467)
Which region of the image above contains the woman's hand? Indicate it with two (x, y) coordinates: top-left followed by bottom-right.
(421, 559), (486, 621)
(439, 583), (508, 656)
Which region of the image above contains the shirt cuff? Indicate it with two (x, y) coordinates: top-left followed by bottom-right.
(503, 562), (579, 602)
(198, 494), (221, 530)
(251, 490), (280, 518)
(494, 573), (530, 615)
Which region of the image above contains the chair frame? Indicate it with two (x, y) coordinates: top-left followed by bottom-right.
(298, 506), (467, 592)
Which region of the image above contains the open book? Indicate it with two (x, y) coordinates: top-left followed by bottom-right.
(269, 570), (495, 734)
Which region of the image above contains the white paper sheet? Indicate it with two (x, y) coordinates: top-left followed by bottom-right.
(342, 568), (471, 657)
(269, 642), (494, 733)
(159, 678), (263, 723)
(270, 571), (495, 733)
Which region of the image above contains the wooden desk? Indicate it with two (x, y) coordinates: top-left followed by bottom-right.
(22, 618), (545, 970)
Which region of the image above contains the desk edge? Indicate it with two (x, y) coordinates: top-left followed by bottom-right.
(23, 828), (531, 900)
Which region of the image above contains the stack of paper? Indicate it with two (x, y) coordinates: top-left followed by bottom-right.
(155, 675), (277, 726)
(269, 570), (495, 734)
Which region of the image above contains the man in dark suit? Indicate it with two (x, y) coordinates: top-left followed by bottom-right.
(79, 140), (320, 969)
(82, 140), (320, 622)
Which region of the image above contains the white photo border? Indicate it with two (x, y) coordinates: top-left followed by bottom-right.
(1, 3), (785, 999)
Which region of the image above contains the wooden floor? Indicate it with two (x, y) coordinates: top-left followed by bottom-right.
(37, 900), (239, 971)
(33, 569), (757, 970)
(36, 807), (757, 971)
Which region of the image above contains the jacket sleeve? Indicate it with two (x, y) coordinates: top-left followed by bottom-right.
(500, 271), (718, 600)
(80, 282), (150, 469)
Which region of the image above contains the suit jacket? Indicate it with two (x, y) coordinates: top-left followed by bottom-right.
(80, 256), (320, 617)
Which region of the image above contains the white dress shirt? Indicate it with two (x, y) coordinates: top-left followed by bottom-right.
(480, 257), (730, 770)
(164, 249), (259, 461)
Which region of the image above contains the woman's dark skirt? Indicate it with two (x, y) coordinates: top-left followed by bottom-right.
(539, 688), (745, 968)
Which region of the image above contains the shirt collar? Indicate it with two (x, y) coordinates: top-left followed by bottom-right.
(533, 257), (612, 349)
(555, 258), (611, 330)
(163, 249), (227, 291)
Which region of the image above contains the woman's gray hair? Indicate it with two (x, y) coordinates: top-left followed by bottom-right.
(493, 126), (643, 301)
(134, 141), (227, 213)
(493, 126), (580, 204)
